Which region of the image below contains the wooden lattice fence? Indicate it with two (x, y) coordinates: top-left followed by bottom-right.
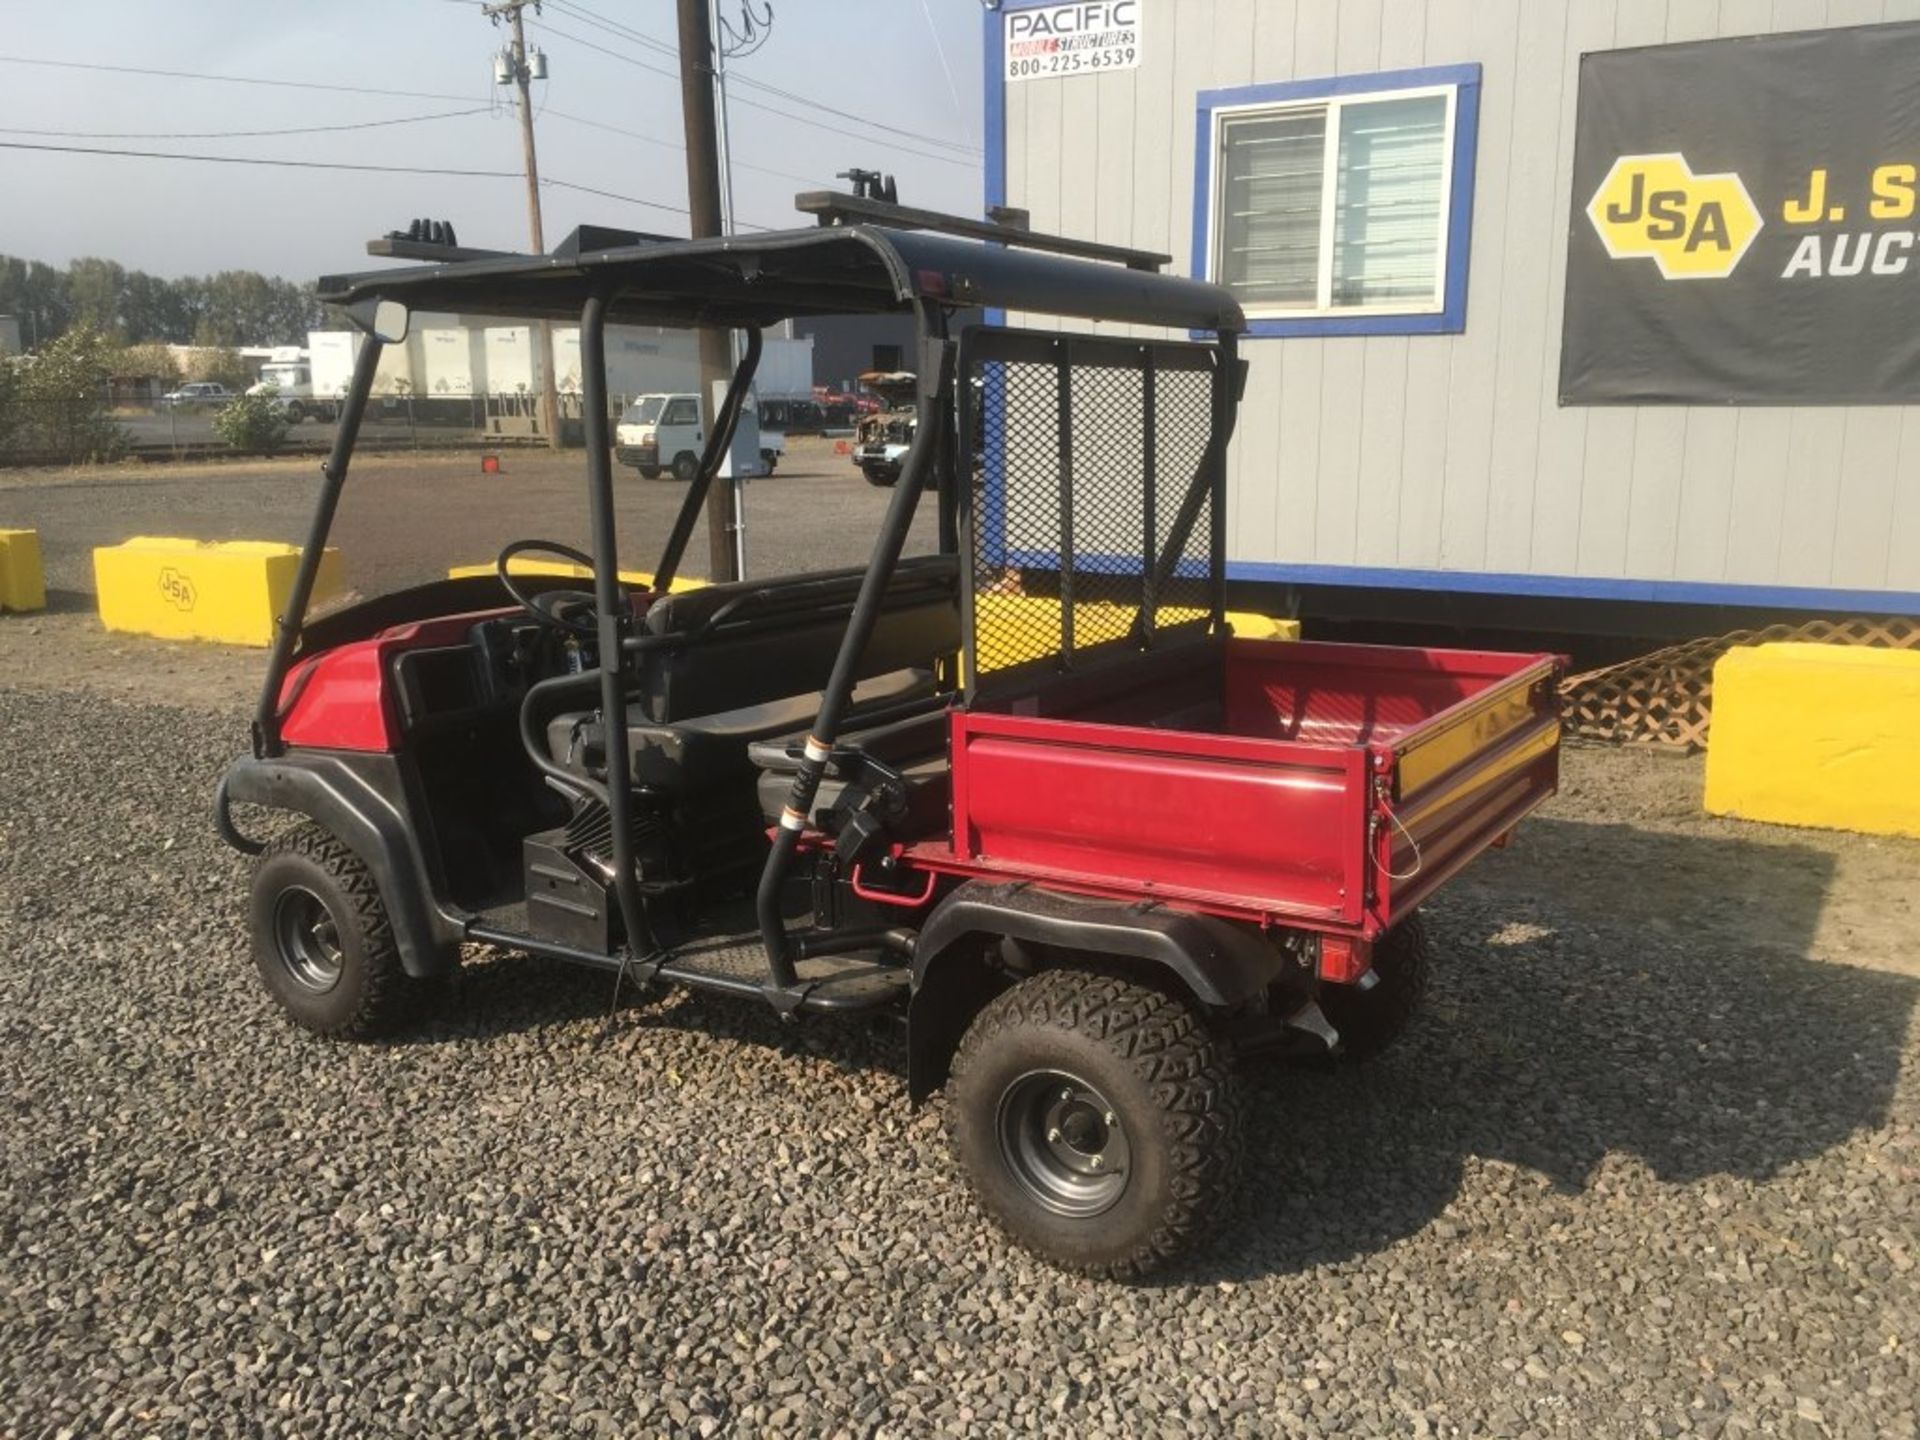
(1558, 616), (1920, 751)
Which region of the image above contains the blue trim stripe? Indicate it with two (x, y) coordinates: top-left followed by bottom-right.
(1191, 63), (1481, 340)
(1225, 559), (1920, 616)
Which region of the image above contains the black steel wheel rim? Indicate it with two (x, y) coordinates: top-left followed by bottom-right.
(996, 1069), (1132, 1218)
(272, 886), (345, 995)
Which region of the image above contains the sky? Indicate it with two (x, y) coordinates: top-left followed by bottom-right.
(0, 0), (987, 282)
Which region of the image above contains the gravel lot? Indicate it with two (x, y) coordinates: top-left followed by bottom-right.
(2, 450), (1919, 1435)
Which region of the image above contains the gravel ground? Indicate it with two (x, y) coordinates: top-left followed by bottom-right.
(2, 675), (1917, 1437)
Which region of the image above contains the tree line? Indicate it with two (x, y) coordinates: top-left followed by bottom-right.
(0, 254), (332, 351)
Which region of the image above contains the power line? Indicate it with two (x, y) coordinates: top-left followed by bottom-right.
(545, 0), (678, 59)
(0, 138), (788, 227)
(0, 107), (492, 142)
(542, 106), (832, 187)
(556, 0), (976, 156)
(0, 138), (521, 178)
(529, 16), (983, 170)
(529, 16), (681, 82)
(729, 71), (979, 156)
(0, 53), (485, 104)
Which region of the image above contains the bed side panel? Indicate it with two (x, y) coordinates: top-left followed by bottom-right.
(952, 712), (1369, 923)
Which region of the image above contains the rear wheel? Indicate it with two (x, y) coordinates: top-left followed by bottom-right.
(248, 823), (436, 1039)
(948, 968), (1239, 1279)
(861, 466), (896, 488)
(638, 464), (662, 480)
(671, 451), (700, 483)
(285, 401), (306, 424)
(1320, 911), (1431, 1062)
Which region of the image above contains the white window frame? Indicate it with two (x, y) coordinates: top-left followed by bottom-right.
(1208, 82), (1460, 321)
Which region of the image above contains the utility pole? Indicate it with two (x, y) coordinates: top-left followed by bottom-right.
(486, 0), (564, 451)
(677, 0), (740, 581)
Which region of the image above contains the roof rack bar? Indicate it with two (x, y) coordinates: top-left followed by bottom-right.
(793, 190), (1171, 272)
(366, 236), (528, 264)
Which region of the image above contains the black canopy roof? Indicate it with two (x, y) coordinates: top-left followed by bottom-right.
(318, 224), (1245, 335)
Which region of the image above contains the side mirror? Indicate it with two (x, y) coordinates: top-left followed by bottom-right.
(372, 300), (410, 344)
(347, 297), (411, 343)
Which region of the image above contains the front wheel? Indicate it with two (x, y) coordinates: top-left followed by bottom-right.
(248, 823), (438, 1039)
(637, 464), (662, 480)
(285, 402), (307, 424)
(948, 968), (1239, 1279)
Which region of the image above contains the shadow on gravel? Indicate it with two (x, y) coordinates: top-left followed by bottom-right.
(379, 818), (1915, 1288)
(1179, 816), (1920, 1285)
(32, 587), (95, 617)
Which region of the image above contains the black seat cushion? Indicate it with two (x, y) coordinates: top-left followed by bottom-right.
(547, 667), (936, 793)
(751, 703), (953, 835)
(636, 555), (960, 722)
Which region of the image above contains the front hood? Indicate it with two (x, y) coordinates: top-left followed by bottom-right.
(857, 370), (917, 408)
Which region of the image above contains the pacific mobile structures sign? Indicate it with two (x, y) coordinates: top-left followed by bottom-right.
(1003, 0), (1141, 82)
(1561, 22), (1920, 405)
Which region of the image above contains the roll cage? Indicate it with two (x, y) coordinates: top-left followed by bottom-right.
(253, 201), (1246, 1005)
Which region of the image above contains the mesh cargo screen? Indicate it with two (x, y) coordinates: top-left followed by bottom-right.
(959, 328), (1221, 689)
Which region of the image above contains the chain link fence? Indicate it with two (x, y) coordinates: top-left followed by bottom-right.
(0, 391), (643, 466)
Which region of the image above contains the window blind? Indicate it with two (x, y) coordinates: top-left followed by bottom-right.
(1217, 106), (1327, 308)
(1215, 90), (1451, 314)
(1331, 94), (1449, 307)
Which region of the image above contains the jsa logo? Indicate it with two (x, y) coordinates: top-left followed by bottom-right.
(1587, 153), (1763, 279)
(157, 566), (197, 611)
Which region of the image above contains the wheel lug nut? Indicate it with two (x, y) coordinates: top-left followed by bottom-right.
(1089, 1154), (1103, 1169)
(1103, 1112), (1116, 1126)
(1060, 1088), (1073, 1102)
(1047, 1127), (1062, 1143)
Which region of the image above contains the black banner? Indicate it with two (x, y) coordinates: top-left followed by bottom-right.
(1561, 22), (1920, 405)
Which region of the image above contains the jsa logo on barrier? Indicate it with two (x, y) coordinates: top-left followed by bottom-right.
(1587, 153), (1763, 279)
(157, 566), (197, 611)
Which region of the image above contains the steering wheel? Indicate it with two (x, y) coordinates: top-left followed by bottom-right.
(495, 539), (630, 638)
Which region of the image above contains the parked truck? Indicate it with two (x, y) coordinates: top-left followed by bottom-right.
(246, 348), (337, 424)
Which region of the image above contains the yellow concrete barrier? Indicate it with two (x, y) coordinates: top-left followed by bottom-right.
(447, 560), (708, 594)
(0, 529), (47, 612)
(1704, 642), (1920, 839)
(973, 594), (1298, 672)
(1227, 610), (1303, 642)
(93, 537), (343, 646)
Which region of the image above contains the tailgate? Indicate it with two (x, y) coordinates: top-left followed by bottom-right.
(1371, 655), (1563, 925)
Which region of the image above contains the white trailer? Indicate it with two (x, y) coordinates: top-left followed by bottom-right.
(415, 325), (486, 397)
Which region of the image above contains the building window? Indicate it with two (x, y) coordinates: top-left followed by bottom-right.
(1194, 64), (1481, 337)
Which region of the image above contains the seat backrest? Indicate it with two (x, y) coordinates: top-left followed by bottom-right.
(639, 554), (960, 721)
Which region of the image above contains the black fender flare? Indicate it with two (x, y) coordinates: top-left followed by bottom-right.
(904, 880), (1286, 1100)
(216, 753), (461, 978)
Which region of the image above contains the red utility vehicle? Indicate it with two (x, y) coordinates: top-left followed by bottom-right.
(217, 193), (1562, 1277)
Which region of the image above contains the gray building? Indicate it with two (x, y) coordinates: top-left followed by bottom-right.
(985, 0), (1920, 626)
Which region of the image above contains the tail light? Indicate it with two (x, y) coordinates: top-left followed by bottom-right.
(1318, 934), (1374, 984)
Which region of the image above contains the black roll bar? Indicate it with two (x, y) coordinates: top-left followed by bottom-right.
(253, 332), (386, 758)
(578, 293), (655, 967)
(652, 326), (765, 590)
(754, 301), (953, 990)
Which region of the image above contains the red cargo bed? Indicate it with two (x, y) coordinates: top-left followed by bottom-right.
(910, 638), (1563, 937)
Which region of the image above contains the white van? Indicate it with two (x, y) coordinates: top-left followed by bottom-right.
(615, 392), (782, 480)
